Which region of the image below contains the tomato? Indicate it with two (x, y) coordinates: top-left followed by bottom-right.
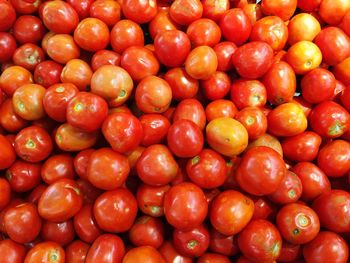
(26, 184), (47, 205)
(205, 99), (238, 122)
(14, 125), (53, 163)
(319, 0), (350, 25)
(169, 0), (203, 26)
(341, 86), (350, 111)
(93, 188), (138, 233)
(129, 216), (164, 248)
(197, 253), (230, 263)
(276, 203), (320, 244)
(236, 146), (286, 196)
(0, 239), (26, 263)
(6, 160), (41, 193)
(291, 162), (331, 202)
(0, 32), (17, 63)
(243, 4), (263, 25)
(238, 219), (282, 262)
(185, 45), (218, 80)
(0, 66), (33, 97)
(76, 178), (103, 205)
(41, 219), (75, 246)
(209, 228), (239, 256)
(250, 196), (277, 221)
(267, 103), (307, 137)
(164, 182), (208, 230)
(41, 154), (75, 184)
(111, 19), (144, 54)
(91, 50), (121, 71)
(85, 234), (125, 263)
(309, 101), (350, 138)
(34, 61), (63, 88)
(250, 16), (288, 51)
(24, 241), (65, 263)
(173, 99), (206, 130)
(313, 190), (350, 233)
(288, 13), (321, 45)
(154, 29), (191, 68)
(38, 179), (83, 222)
(277, 242), (302, 262)
(261, 0), (297, 21)
(0, 99), (28, 133)
(232, 41), (274, 79)
(122, 0), (157, 24)
(246, 133), (283, 156)
(230, 79), (267, 109)
(314, 27), (350, 66)
(0, 178), (11, 210)
(159, 241), (193, 263)
(201, 71), (231, 101)
(173, 224), (210, 257)
(13, 15), (45, 44)
(235, 107), (267, 140)
(220, 8), (251, 45)
(46, 34), (80, 65)
(286, 41), (322, 74)
(268, 171), (302, 204)
(164, 68), (198, 101)
(334, 57), (350, 85)
(61, 59), (93, 91)
(202, 0), (229, 22)
(206, 117), (248, 157)
(0, 1), (16, 32)
(187, 18), (221, 47)
(149, 10), (179, 39)
(303, 231), (349, 263)
(297, 0), (321, 12)
(122, 246), (166, 263)
(66, 0), (94, 19)
(102, 112), (143, 153)
(4, 202), (41, 244)
(0, 134), (16, 170)
(136, 184), (170, 217)
(40, 0), (79, 34)
(90, 0), (121, 27)
(74, 18), (110, 52)
(213, 41), (237, 72)
(65, 240), (90, 263)
(340, 10), (350, 36)
(317, 140), (350, 177)
(210, 190), (254, 235)
(139, 114), (170, 147)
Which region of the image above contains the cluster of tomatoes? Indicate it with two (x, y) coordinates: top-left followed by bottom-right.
(0, 0), (350, 262)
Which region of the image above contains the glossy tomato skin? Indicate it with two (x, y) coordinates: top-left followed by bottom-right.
(238, 219), (282, 262)
(154, 29), (191, 68)
(0, 66), (33, 97)
(169, 0), (203, 26)
(0, 99), (26, 133)
(46, 34), (80, 65)
(297, 0), (321, 12)
(0, 1), (16, 32)
(213, 41), (237, 72)
(173, 99), (206, 130)
(38, 179), (83, 222)
(13, 15), (45, 44)
(235, 107), (267, 140)
(317, 140), (350, 177)
(4, 202), (42, 244)
(140, 114), (170, 147)
(122, 246), (166, 263)
(164, 182), (208, 230)
(287, 13), (321, 45)
(230, 79), (267, 109)
(0, 178), (11, 210)
(159, 240), (193, 263)
(34, 61), (63, 88)
(276, 203), (320, 244)
(303, 231), (349, 263)
(236, 146), (286, 196)
(232, 41), (274, 79)
(209, 228), (239, 256)
(0, 134), (16, 170)
(60, 59), (93, 91)
(65, 240), (90, 263)
(148, 10), (180, 40)
(122, 0), (157, 24)
(41, 154), (75, 185)
(334, 57), (350, 86)
(85, 234), (125, 263)
(0, 239), (26, 263)
(201, 71), (231, 101)
(66, 0), (93, 19)
(90, 0), (121, 27)
(210, 190), (254, 235)
(319, 0), (350, 25)
(312, 190), (350, 233)
(129, 216), (164, 248)
(281, 131), (322, 162)
(220, 8), (251, 45)
(40, 219), (75, 246)
(91, 50), (121, 71)
(74, 149), (95, 180)
(291, 162), (331, 202)
(187, 18), (221, 47)
(167, 120), (204, 158)
(261, 0), (297, 21)
(173, 224), (210, 257)
(6, 160), (41, 193)
(309, 101), (350, 138)
(205, 99), (238, 122)
(14, 125), (53, 163)
(268, 171), (302, 204)
(102, 112), (143, 153)
(0, 32), (17, 63)
(93, 188), (138, 233)
(136, 184), (170, 217)
(24, 241), (65, 263)
(197, 253), (230, 263)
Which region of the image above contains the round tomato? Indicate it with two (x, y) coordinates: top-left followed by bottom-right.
(41, 154), (75, 184)
(129, 216), (164, 248)
(122, 246), (166, 263)
(24, 241), (65, 263)
(268, 171), (302, 204)
(0, 135), (16, 170)
(40, 219), (75, 246)
(0, 239), (26, 263)
(169, 0), (203, 26)
(65, 240), (90, 263)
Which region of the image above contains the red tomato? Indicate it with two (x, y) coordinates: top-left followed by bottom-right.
(187, 18), (221, 47)
(159, 241), (193, 263)
(169, 0), (203, 26)
(85, 234), (125, 263)
(24, 241), (65, 263)
(129, 216), (164, 248)
(238, 219), (282, 262)
(288, 13), (321, 45)
(210, 190), (254, 235)
(281, 131), (322, 162)
(232, 41), (274, 79)
(90, 0), (121, 27)
(319, 0), (350, 25)
(0, 134), (16, 170)
(38, 179), (83, 222)
(13, 15), (45, 44)
(341, 86), (350, 111)
(235, 107), (267, 140)
(91, 50), (121, 71)
(250, 196), (277, 221)
(220, 8), (251, 45)
(136, 184), (170, 217)
(205, 99), (238, 122)
(0, 239), (26, 263)
(46, 34), (80, 65)
(148, 10), (180, 40)
(0, 99), (28, 133)
(65, 240), (90, 263)
(230, 79), (267, 109)
(261, 0), (297, 21)
(34, 61), (63, 88)
(0, 178), (11, 210)
(140, 114), (170, 147)
(0, 66), (33, 97)
(213, 41), (237, 72)
(209, 228), (239, 256)
(12, 43), (45, 71)
(60, 59), (93, 91)
(40, 219), (75, 246)
(122, 246), (166, 263)
(202, 0), (229, 22)
(0, 1), (16, 32)
(164, 182), (208, 230)
(0, 32), (17, 63)
(297, 0), (321, 12)
(41, 154), (75, 184)
(122, 0), (157, 24)
(173, 224), (210, 257)
(93, 188), (138, 233)
(197, 253), (230, 263)
(291, 162), (331, 201)
(309, 101), (350, 138)
(173, 99), (206, 130)
(201, 71), (231, 101)
(334, 57), (350, 85)
(66, 0), (94, 19)
(303, 231), (349, 263)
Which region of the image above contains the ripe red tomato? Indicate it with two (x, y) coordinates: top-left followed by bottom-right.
(187, 18), (221, 47)
(0, 134), (16, 170)
(136, 184), (170, 217)
(139, 114), (170, 147)
(0, 32), (17, 63)
(197, 253), (230, 263)
(261, 0), (297, 21)
(41, 154), (75, 184)
(319, 0), (350, 25)
(13, 15), (45, 44)
(268, 171), (302, 204)
(205, 99), (238, 122)
(232, 41), (274, 79)
(0, 66), (33, 97)
(230, 79), (267, 109)
(129, 216), (164, 248)
(40, 219), (75, 246)
(209, 228), (239, 256)
(0, 99), (28, 133)
(90, 0), (121, 27)
(164, 182), (208, 230)
(91, 50), (121, 71)
(169, 0), (203, 26)
(235, 107), (267, 140)
(65, 240), (90, 263)
(0, 1), (17, 32)
(24, 241), (65, 263)
(159, 241), (193, 263)
(34, 61), (64, 88)
(0, 239), (26, 263)
(238, 219), (282, 262)
(236, 146), (286, 196)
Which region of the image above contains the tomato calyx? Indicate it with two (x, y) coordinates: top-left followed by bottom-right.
(5, 170), (12, 181)
(48, 249), (60, 263)
(64, 184), (81, 195)
(191, 155), (200, 165)
(328, 121), (345, 136)
(26, 139), (36, 149)
(187, 239), (198, 250)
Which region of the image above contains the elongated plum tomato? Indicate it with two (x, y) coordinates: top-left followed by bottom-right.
(236, 146), (286, 196)
(206, 117), (248, 157)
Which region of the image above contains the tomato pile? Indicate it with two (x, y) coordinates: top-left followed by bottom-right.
(0, 0), (350, 262)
